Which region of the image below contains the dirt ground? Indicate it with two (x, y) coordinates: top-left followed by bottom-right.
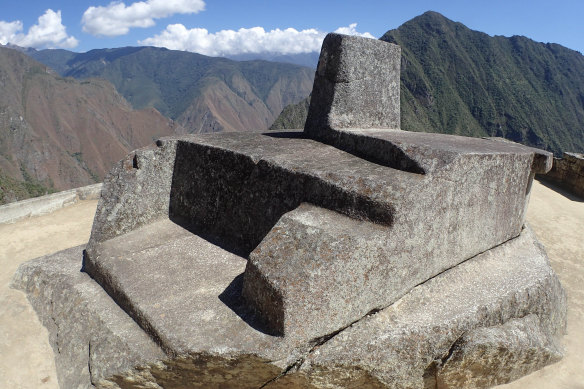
(0, 200), (98, 389)
(0, 180), (582, 388)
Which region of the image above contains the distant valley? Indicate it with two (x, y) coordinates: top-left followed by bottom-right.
(0, 45), (314, 204)
(226, 52), (319, 68)
(28, 46), (314, 134)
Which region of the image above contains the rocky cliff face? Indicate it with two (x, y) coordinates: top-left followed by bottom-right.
(0, 47), (181, 203)
(178, 72), (313, 133)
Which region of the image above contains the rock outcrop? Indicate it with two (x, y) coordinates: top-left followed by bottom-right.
(13, 33), (566, 388)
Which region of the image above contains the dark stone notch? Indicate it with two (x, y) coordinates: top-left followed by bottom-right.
(87, 340), (93, 385)
(168, 140), (395, 256)
(132, 154), (139, 169)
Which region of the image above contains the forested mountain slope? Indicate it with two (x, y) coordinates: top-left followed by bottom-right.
(272, 12), (584, 155)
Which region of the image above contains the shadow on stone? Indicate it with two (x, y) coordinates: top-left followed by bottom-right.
(262, 130), (307, 139)
(218, 274), (280, 336)
(168, 217), (250, 258)
(307, 129), (426, 174)
(167, 137), (395, 256)
(264, 129), (426, 174)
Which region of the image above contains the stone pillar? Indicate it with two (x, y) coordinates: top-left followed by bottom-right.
(304, 33), (401, 139)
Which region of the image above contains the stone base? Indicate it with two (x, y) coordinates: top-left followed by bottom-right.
(87, 131), (550, 342)
(12, 226), (566, 388)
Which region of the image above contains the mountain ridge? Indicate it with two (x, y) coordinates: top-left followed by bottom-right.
(28, 46), (315, 134)
(385, 11), (584, 154)
(272, 11), (584, 156)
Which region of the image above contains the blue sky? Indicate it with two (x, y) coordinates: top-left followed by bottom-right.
(1, 0), (583, 55)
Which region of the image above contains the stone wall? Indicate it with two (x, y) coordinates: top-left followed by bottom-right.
(541, 152), (584, 198)
(0, 183), (102, 224)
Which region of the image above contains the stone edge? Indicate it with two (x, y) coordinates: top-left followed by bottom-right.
(0, 183), (102, 224)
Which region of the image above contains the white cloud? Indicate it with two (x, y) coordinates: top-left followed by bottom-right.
(334, 23), (375, 39)
(0, 10), (78, 49)
(139, 23), (375, 56)
(0, 20), (23, 44)
(82, 0), (206, 37)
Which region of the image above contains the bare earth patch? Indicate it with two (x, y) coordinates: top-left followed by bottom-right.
(0, 200), (98, 389)
(1, 179), (582, 388)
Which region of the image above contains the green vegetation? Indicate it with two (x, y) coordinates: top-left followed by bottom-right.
(272, 12), (584, 156)
(0, 167), (55, 205)
(270, 95), (311, 130)
(27, 48), (76, 75)
(71, 152), (100, 183)
(382, 11), (584, 155)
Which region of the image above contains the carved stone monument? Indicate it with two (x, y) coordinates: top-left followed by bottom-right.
(13, 33), (566, 388)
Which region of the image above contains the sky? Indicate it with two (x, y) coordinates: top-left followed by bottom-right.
(0, 0), (583, 56)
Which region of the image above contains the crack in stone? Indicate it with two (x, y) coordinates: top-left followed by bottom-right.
(441, 331), (466, 367)
(88, 340), (94, 385)
(260, 307), (382, 388)
(258, 358), (304, 388)
(48, 299), (61, 354)
(408, 230), (524, 294)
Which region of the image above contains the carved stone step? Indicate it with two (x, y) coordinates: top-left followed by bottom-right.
(83, 218), (297, 359)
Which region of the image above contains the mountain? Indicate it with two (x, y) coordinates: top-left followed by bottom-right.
(0, 47), (180, 204)
(26, 48), (77, 75)
(227, 52), (319, 68)
(29, 47), (315, 133)
(271, 12), (584, 156)
(270, 94), (311, 130)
